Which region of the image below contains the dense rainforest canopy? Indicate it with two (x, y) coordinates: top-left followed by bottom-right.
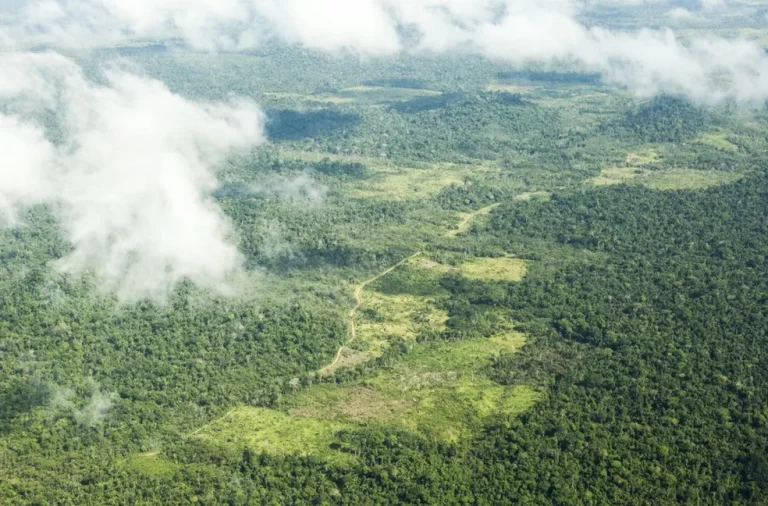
(1, 37), (768, 506)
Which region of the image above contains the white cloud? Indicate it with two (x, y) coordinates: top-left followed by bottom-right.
(0, 115), (55, 224)
(48, 382), (117, 426)
(0, 53), (265, 301)
(700, 0), (727, 11)
(1, 1), (767, 104)
(253, 0), (401, 54)
(667, 8), (697, 20)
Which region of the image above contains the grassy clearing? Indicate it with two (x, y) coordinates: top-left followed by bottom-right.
(196, 332), (537, 458)
(515, 191), (552, 202)
(320, 348), (372, 375)
(447, 204), (500, 237)
(261, 92), (356, 104)
(358, 292), (448, 342)
(382, 380), (539, 442)
(124, 453), (179, 477)
(350, 166), (468, 201)
(486, 82), (534, 94)
(392, 332), (527, 374)
(587, 167), (651, 186)
(349, 289), (448, 366)
(289, 332), (535, 441)
(194, 249), (532, 460)
(626, 149), (660, 165)
(587, 166), (744, 191)
(396, 255), (528, 283)
(197, 407), (355, 464)
(458, 257), (528, 282)
(640, 170), (745, 191)
(348, 162), (501, 201)
(695, 132), (739, 151)
(192, 253), (535, 460)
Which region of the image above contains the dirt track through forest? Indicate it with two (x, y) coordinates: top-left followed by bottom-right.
(446, 203), (500, 237)
(317, 251), (423, 375)
(182, 201), (502, 439)
(184, 407), (239, 439)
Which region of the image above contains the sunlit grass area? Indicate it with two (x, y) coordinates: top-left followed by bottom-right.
(339, 86), (443, 104)
(124, 453), (180, 477)
(640, 169), (745, 190)
(348, 164), (492, 201)
(588, 167), (744, 191)
(197, 407), (356, 464)
(357, 292), (449, 344)
(194, 251), (535, 459)
(486, 82), (535, 93)
(694, 132), (739, 151)
(458, 256), (528, 282)
(588, 167), (651, 186)
(195, 330), (537, 459)
(401, 255), (528, 283)
(351, 170), (466, 200)
(447, 204), (500, 237)
(261, 92), (356, 104)
(626, 149), (661, 165)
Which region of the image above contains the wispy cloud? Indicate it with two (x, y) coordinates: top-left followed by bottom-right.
(2, 1), (767, 104)
(0, 53), (265, 301)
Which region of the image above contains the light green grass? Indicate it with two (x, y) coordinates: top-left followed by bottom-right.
(197, 407), (355, 464)
(340, 86), (442, 105)
(124, 453), (179, 477)
(641, 170), (744, 190)
(588, 167), (651, 186)
(589, 167), (744, 191)
(349, 164), (477, 201)
(447, 204), (500, 237)
(288, 332), (536, 442)
(486, 82), (535, 93)
(197, 333), (537, 455)
(357, 292), (448, 343)
(390, 333), (527, 374)
(391, 380), (539, 442)
(459, 257), (528, 282)
(626, 149), (661, 166)
(408, 256), (528, 283)
(351, 171), (465, 200)
(695, 133), (739, 151)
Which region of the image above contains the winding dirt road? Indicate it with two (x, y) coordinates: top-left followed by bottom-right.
(317, 251), (423, 375)
(446, 203), (500, 237)
(183, 201), (504, 438)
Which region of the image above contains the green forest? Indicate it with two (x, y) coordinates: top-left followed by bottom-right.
(2, 21), (768, 506)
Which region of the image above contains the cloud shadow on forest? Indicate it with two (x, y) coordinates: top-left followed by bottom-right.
(0, 378), (50, 433)
(266, 109), (361, 141)
(390, 92), (466, 114)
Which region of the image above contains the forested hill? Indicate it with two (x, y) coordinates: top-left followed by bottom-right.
(2, 40), (768, 504)
(472, 172), (768, 504)
(3, 170), (765, 504)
